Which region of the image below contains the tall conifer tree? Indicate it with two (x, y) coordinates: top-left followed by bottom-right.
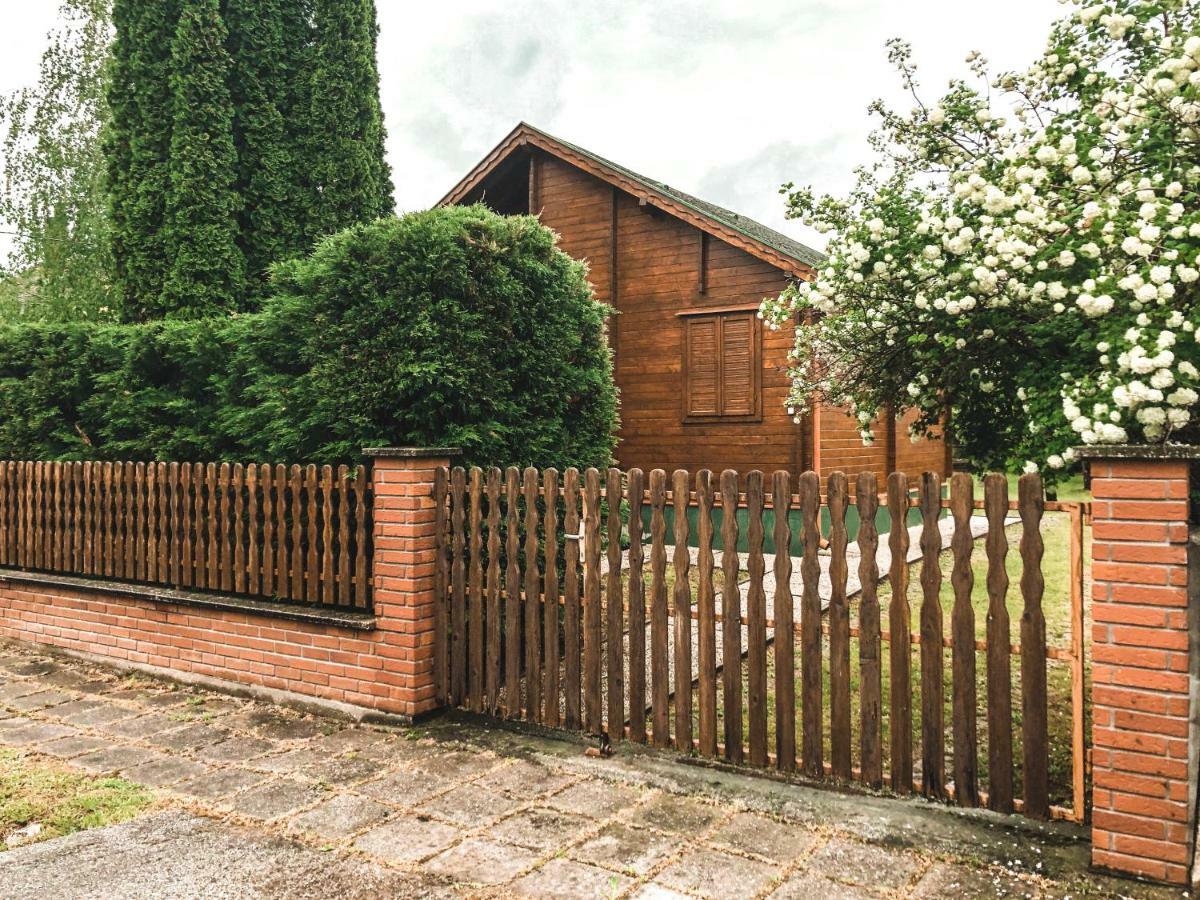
(308, 0), (394, 238)
(159, 0), (244, 317)
(106, 0), (178, 320)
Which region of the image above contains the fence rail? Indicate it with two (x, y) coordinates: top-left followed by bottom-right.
(437, 465), (1087, 824)
(0, 460), (372, 609)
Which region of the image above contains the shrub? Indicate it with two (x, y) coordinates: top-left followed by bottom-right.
(0, 206), (619, 469)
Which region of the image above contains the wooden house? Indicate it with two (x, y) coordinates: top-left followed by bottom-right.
(440, 123), (949, 481)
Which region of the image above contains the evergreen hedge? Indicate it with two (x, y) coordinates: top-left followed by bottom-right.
(0, 207), (619, 469)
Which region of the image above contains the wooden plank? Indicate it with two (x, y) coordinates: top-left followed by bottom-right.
(626, 468), (646, 743)
(33, 462), (43, 571)
(1069, 501), (1086, 824)
(143, 462), (155, 583)
(563, 468), (582, 730)
(289, 465), (303, 600)
(353, 465), (369, 607)
(0, 462), (8, 567)
(649, 469), (670, 748)
(919, 472), (945, 801)
(543, 468), (560, 727)
(103, 462), (115, 577)
(857, 473), (882, 788)
(673, 468), (693, 754)
(799, 470), (821, 777)
(505, 467), (522, 718)
(320, 464), (334, 605)
(232, 464), (246, 593)
(606, 468), (624, 741)
(450, 466), (467, 707)
(181, 462), (194, 588)
(433, 465), (449, 706)
(157, 462), (169, 584)
(261, 464), (275, 598)
(583, 468), (602, 732)
(696, 469), (717, 758)
(337, 465), (350, 605)
(468, 467), (484, 713)
(523, 467), (541, 722)
(209, 463), (221, 591)
(827, 471), (851, 780)
(485, 467), (502, 714)
(950, 472), (979, 807)
(721, 469), (743, 764)
(274, 465), (288, 600)
(215, 463), (229, 592)
(133, 463), (145, 583)
(745, 470), (767, 767)
(305, 464), (319, 603)
(772, 471), (795, 773)
(887, 473), (913, 793)
(50, 461), (62, 572)
(169, 461), (181, 586)
(1019, 473), (1049, 820)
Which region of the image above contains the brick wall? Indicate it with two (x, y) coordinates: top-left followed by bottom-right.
(0, 448), (454, 722)
(1088, 454), (1195, 884)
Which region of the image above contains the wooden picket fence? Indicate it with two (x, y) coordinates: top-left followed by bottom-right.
(435, 466), (1087, 823)
(0, 460), (372, 609)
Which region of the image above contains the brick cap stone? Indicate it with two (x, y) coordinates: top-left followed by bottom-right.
(362, 447), (462, 459)
(1075, 443), (1200, 460)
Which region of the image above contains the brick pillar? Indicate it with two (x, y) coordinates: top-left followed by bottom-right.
(366, 447), (458, 720)
(1082, 447), (1198, 885)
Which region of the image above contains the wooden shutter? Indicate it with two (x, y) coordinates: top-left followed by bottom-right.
(720, 313), (755, 416)
(686, 317), (720, 417)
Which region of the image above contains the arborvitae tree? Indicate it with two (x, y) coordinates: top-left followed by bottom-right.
(307, 0), (394, 239)
(106, 0), (178, 320)
(222, 0), (308, 300)
(159, 0), (244, 318)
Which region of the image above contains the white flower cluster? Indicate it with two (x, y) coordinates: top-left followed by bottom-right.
(761, 0), (1200, 474)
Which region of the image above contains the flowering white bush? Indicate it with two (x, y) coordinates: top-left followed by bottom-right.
(760, 0), (1200, 478)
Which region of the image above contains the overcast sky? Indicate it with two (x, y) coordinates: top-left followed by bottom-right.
(1, 0), (1064, 256)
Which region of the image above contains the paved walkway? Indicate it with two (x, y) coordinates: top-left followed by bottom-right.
(0, 644), (1176, 899)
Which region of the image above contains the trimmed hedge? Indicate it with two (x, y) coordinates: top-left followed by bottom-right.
(0, 206), (619, 469)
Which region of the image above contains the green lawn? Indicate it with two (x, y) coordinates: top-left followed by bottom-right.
(0, 748), (152, 850)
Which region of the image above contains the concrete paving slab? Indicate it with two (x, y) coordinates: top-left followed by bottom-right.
(571, 822), (685, 876)
(509, 857), (634, 898)
(286, 794), (393, 841)
(423, 836), (539, 885)
(655, 847), (779, 899)
(352, 816), (462, 865)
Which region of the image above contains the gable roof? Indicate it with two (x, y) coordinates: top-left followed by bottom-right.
(439, 122), (823, 279)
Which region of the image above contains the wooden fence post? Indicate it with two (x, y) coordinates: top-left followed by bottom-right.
(1079, 446), (1198, 886)
(364, 446), (460, 720)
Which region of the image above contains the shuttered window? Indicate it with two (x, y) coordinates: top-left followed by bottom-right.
(682, 310), (761, 421)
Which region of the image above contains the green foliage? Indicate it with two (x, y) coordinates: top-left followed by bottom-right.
(0, 207), (619, 470)
(306, 0), (394, 237)
(159, 0), (244, 318)
(0, 0), (114, 322)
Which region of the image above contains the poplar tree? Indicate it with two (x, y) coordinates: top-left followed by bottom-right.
(307, 0), (394, 238)
(106, 0), (178, 319)
(159, 0), (244, 317)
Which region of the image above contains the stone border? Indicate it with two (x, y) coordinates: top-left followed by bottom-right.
(362, 447), (462, 459)
(1075, 444), (1200, 460)
(0, 569), (377, 631)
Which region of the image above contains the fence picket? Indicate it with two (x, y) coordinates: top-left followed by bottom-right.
(450, 466), (467, 707)
(274, 465), (288, 600)
(505, 467), (522, 718)
(180, 463), (193, 587)
(800, 470), (822, 777)
(673, 469), (693, 754)
(210, 463), (222, 590)
(583, 468), (602, 732)
(720, 469), (743, 764)
(1019, 473), (1050, 819)
(523, 467), (541, 722)
(543, 468), (560, 726)
(103, 462), (115, 577)
(232, 464), (245, 594)
(353, 466), (369, 608)
(320, 464), (333, 605)
(260, 464), (273, 597)
(563, 469), (582, 730)
(650, 469), (670, 748)
(772, 471), (795, 773)
(168, 462), (181, 586)
(746, 470), (767, 767)
(984, 473), (1014, 813)
(950, 473), (979, 807)
(857, 473), (882, 788)
(828, 471), (851, 779)
(468, 467), (484, 713)
(337, 465), (350, 605)
(288, 465), (302, 600)
(696, 470), (717, 758)
(627, 468), (646, 744)
(919, 472), (945, 801)
(887, 473), (913, 793)
(606, 468), (624, 741)
(304, 464), (319, 603)
(485, 468), (502, 714)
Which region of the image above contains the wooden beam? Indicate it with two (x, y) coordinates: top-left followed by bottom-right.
(528, 152), (540, 215)
(609, 186), (619, 368)
(698, 232), (708, 295)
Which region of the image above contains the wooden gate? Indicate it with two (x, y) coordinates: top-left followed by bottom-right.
(435, 467), (1087, 823)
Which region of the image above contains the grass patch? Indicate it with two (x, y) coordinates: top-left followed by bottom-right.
(0, 748), (153, 850)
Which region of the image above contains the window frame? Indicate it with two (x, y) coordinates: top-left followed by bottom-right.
(678, 305), (763, 425)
